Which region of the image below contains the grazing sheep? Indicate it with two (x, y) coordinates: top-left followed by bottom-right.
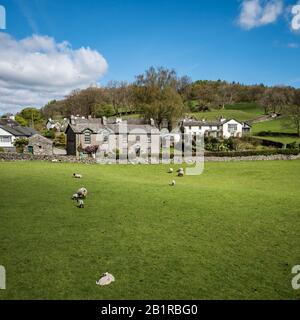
(77, 187), (88, 198)
(178, 169), (184, 177)
(170, 180), (176, 186)
(73, 173), (82, 179)
(77, 199), (84, 208)
(168, 168), (174, 173)
(72, 193), (79, 200)
(177, 168), (184, 173)
(96, 272), (115, 286)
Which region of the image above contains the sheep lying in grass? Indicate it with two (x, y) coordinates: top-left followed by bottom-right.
(73, 173), (82, 179)
(178, 168), (184, 177)
(77, 187), (88, 198)
(96, 272), (115, 286)
(72, 193), (79, 200)
(168, 168), (174, 173)
(72, 187), (88, 201)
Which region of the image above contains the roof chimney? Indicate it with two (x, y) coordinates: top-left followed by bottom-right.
(70, 115), (76, 125)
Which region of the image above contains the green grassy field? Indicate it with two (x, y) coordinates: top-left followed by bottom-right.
(252, 117), (300, 145)
(0, 161), (300, 300)
(191, 103), (264, 122)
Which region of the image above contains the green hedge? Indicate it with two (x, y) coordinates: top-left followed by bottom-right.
(204, 149), (300, 157)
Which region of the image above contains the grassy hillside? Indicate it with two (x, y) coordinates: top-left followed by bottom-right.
(190, 103), (264, 122)
(0, 161), (299, 300)
(252, 117), (300, 145)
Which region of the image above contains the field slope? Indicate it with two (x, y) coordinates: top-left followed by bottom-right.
(0, 161), (299, 300)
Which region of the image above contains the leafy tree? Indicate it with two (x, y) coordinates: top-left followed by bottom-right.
(54, 133), (66, 147)
(13, 138), (29, 153)
(43, 129), (55, 139)
(282, 90), (300, 137)
(92, 103), (115, 118)
(134, 67), (185, 128)
(18, 107), (41, 127)
(15, 115), (28, 127)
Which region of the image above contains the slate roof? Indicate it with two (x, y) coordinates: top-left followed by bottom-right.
(66, 118), (159, 134)
(0, 118), (19, 126)
(28, 134), (53, 145)
(0, 124), (37, 137)
(182, 120), (222, 127)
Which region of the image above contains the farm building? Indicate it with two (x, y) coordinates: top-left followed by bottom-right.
(65, 116), (160, 157)
(27, 134), (53, 155)
(181, 118), (251, 138)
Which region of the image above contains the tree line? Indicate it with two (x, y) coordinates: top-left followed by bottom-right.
(2, 66), (300, 135)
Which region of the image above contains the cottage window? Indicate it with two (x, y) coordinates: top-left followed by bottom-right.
(0, 136), (11, 143)
(136, 136), (140, 143)
(103, 134), (109, 143)
(228, 124), (238, 132)
(84, 131), (91, 144)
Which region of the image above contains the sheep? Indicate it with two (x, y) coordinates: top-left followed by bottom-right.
(178, 169), (184, 177)
(73, 173), (82, 179)
(177, 168), (184, 173)
(71, 193), (79, 200)
(77, 187), (88, 198)
(96, 272), (115, 286)
(77, 199), (84, 208)
(168, 168), (174, 173)
(170, 180), (176, 186)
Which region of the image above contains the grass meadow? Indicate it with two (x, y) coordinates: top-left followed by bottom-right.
(0, 161), (300, 300)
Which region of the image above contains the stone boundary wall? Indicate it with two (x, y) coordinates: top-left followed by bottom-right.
(1, 152), (300, 163)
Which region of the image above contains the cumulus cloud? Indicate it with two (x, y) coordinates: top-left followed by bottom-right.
(0, 33), (108, 114)
(238, 0), (283, 30)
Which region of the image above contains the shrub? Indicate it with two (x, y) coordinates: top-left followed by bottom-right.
(54, 133), (66, 147)
(204, 149), (300, 157)
(43, 129), (55, 139)
(84, 145), (99, 154)
(0, 147), (4, 153)
(13, 138), (29, 153)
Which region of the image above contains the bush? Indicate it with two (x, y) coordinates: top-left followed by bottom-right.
(54, 133), (66, 147)
(0, 147), (4, 153)
(43, 129), (55, 139)
(204, 149), (300, 157)
(84, 145), (99, 154)
(13, 138), (29, 153)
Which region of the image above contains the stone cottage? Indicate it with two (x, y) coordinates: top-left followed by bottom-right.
(27, 134), (53, 155)
(65, 116), (160, 157)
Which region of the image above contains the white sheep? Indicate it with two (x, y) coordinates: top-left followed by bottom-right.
(170, 180), (176, 186)
(77, 187), (88, 198)
(73, 173), (82, 179)
(96, 272), (115, 286)
(77, 199), (84, 208)
(72, 193), (79, 200)
(178, 169), (184, 177)
(168, 168), (174, 173)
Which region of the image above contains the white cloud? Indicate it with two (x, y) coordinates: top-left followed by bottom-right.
(238, 0), (283, 30)
(287, 42), (299, 48)
(0, 33), (108, 114)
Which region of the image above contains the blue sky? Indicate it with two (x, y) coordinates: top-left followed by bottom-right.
(1, 0), (300, 112)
